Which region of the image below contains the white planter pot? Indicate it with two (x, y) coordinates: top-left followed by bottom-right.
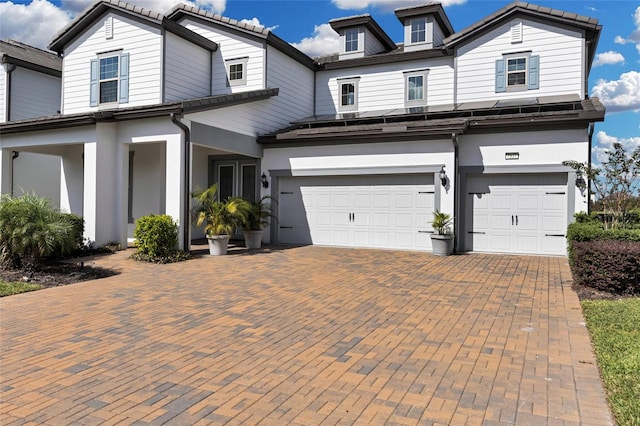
(243, 229), (264, 249)
(207, 235), (230, 256)
(431, 234), (454, 256)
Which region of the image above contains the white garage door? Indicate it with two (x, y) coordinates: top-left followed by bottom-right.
(465, 174), (568, 255)
(278, 175), (435, 251)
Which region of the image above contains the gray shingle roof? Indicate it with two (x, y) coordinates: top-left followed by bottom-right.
(0, 39), (61, 75)
(166, 3), (270, 37)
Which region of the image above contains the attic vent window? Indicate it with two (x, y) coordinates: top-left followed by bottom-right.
(105, 17), (113, 40)
(511, 21), (522, 43)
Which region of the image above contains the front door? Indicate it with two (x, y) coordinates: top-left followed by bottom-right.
(212, 160), (258, 202)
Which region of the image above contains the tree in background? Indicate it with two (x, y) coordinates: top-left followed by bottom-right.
(564, 142), (640, 229)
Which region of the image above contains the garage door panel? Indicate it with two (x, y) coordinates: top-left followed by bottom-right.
(466, 174), (567, 255)
(278, 175), (434, 251)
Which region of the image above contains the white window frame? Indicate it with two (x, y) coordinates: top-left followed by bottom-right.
(410, 18), (426, 44)
(337, 77), (359, 112)
(226, 57), (248, 87)
(98, 54), (119, 105)
(344, 28), (359, 53)
(404, 69), (429, 107)
(504, 52), (531, 91)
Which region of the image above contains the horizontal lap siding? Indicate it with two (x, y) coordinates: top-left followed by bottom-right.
(456, 18), (583, 103)
(433, 20), (446, 47)
(180, 19), (265, 95)
(164, 32), (210, 102)
(9, 68), (61, 120)
(315, 58), (454, 115)
(364, 30), (385, 56)
(62, 12), (162, 114)
(187, 47), (313, 137)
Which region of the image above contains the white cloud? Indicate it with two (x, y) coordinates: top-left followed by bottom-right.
(585, 6), (598, 12)
(593, 131), (640, 164)
(591, 71), (640, 112)
(593, 51), (625, 67)
(0, 0), (72, 49)
(291, 23), (339, 58)
(239, 18), (278, 32)
(332, 0), (466, 11)
(614, 6), (640, 54)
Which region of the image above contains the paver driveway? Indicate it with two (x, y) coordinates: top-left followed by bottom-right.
(1, 246), (611, 425)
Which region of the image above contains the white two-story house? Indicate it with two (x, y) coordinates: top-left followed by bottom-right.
(0, 0), (604, 255)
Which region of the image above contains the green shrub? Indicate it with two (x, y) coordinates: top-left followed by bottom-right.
(0, 194), (78, 269)
(572, 240), (640, 295)
(133, 214), (179, 259)
(566, 222), (640, 262)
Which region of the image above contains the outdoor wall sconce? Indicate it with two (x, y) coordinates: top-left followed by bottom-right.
(261, 173), (269, 189)
(439, 166), (447, 186)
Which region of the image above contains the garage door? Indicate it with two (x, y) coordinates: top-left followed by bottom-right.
(465, 174), (567, 255)
(278, 175), (435, 251)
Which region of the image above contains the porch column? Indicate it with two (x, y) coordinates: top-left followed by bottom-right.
(165, 134), (185, 249)
(83, 123), (128, 247)
(0, 149), (12, 195)
(60, 145), (84, 215)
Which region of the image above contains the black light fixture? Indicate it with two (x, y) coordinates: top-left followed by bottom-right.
(261, 173), (269, 188)
(439, 166), (447, 186)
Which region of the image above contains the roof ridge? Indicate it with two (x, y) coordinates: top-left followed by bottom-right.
(168, 3), (270, 36)
(1, 39), (58, 57)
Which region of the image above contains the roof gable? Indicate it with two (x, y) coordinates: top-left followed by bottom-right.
(48, 0), (217, 53)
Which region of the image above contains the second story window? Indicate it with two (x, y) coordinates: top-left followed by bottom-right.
(345, 28), (359, 52)
(338, 77), (359, 112)
(404, 69), (429, 106)
(495, 52), (539, 93)
(410, 18), (426, 44)
(99, 56), (119, 103)
(507, 57), (527, 86)
(226, 57), (248, 87)
(90, 52), (129, 107)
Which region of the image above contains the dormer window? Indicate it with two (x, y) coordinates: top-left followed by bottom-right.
(410, 18), (426, 43)
(345, 29), (359, 52)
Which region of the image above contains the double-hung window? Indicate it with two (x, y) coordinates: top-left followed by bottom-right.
(226, 57), (248, 87)
(410, 18), (426, 44)
(495, 52), (539, 93)
(338, 77), (359, 112)
(404, 70), (429, 107)
(99, 56), (119, 104)
(345, 28), (359, 52)
(90, 52), (129, 107)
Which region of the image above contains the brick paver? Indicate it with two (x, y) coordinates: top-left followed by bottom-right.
(0, 246), (612, 425)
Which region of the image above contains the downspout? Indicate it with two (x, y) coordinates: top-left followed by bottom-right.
(171, 113), (191, 251)
(10, 150), (19, 196)
(452, 132), (460, 253)
(587, 122), (595, 213)
(3, 62), (16, 121)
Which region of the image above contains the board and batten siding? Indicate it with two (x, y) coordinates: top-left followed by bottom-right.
(455, 18), (584, 103)
(0, 70), (6, 122)
(164, 32), (211, 102)
(62, 12), (162, 114)
(315, 58), (454, 115)
(10, 68), (61, 120)
(179, 18), (265, 95)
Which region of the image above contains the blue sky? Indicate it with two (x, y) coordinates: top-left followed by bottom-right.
(1, 0), (638, 163)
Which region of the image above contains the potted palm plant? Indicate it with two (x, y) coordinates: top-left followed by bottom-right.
(242, 196), (275, 249)
(430, 210), (454, 256)
(193, 184), (250, 256)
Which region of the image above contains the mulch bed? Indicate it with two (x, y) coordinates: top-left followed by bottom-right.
(572, 282), (634, 301)
(0, 262), (118, 289)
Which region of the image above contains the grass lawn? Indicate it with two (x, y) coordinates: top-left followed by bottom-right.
(581, 298), (640, 426)
(0, 280), (43, 297)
